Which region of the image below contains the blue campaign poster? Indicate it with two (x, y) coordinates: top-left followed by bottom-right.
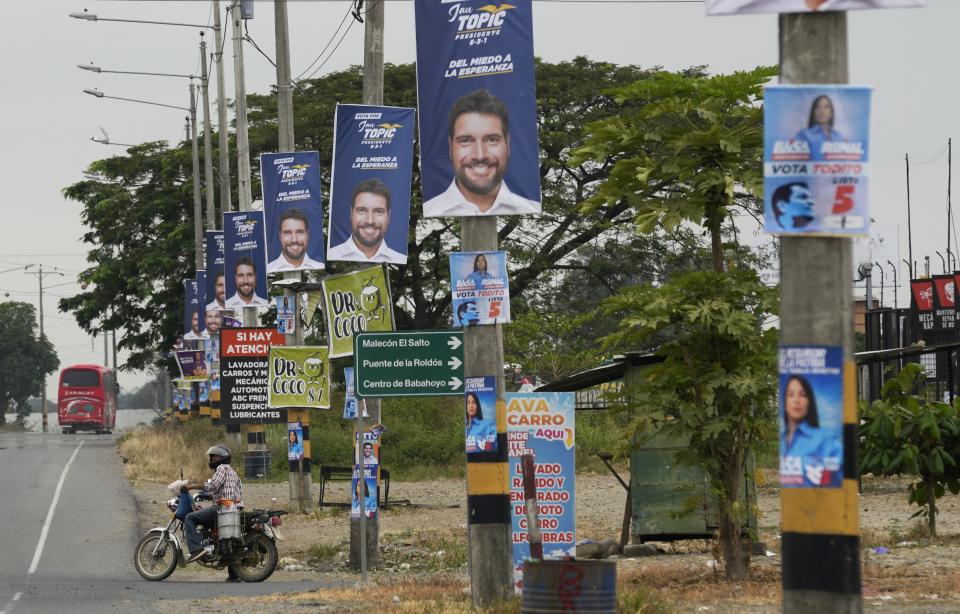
(261, 151), (326, 272)
(287, 421), (304, 461)
(415, 0), (541, 217)
(223, 211), (269, 310)
(342, 366), (368, 419)
(764, 85), (871, 235)
(205, 230), (226, 312)
(465, 376), (498, 453)
(506, 392), (576, 591)
(327, 105), (415, 265)
(779, 345), (844, 488)
(450, 251), (510, 326)
(183, 278), (207, 341)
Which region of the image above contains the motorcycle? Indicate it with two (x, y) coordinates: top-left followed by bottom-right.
(133, 478), (286, 582)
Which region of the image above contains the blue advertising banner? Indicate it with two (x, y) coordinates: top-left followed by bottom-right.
(183, 278), (208, 341)
(779, 345), (843, 488)
(342, 366), (367, 419)
(327, 104), (415, 264)
(261, 151), (326, 272)
(205, 230), (226, 312)
(506, 392), (576, 591)
(223, 211), (269, 310)
(450, 251), (510, 326)
(465, 376), (497, 453)
(414, 0), (541, 217)
(764, 85), (871, 235)
(288, 422), (304, 461)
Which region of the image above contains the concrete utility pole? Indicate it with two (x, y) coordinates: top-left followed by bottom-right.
(274, 0), (312, 513)
(231, 0), (253, 210)
(350, 0), (385, 570)
(26, 265), (63, 433)
(200, 35), (216, 231)
(779, 12), (861, 613)
(212, 0), (233, 214)
(189, 83), (203, 272)
(462, 219), (512, 606)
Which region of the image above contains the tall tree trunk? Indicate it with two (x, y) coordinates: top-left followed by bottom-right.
(706, 197), (725, 273)
(927, 474), (937, 536)
(719, 450), (749, 580)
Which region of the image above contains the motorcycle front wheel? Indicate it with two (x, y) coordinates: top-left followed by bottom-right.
(229, 534), (278, 582)
(133, 533), (177, 581)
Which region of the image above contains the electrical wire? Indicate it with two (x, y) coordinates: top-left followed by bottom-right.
(910, 143), (948, 165)
(294, 1), (355, 82)
(298, 16), (358, 82)
(244, 20), (277, 68)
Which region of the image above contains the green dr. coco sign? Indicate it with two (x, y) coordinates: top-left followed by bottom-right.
(267, 346), (332, 408)
(354, 331), (465, 398)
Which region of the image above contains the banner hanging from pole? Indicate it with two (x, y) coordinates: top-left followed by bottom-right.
(223, 211), (270, 310)
(261, 151), (326, 272)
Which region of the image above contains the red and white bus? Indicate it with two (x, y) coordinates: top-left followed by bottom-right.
(57, 364), (118, 434)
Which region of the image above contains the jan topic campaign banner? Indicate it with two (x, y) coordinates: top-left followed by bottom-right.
(205, 230), (226, 312)
(450, 251), (510, 326)
(223, 211), (269, 311)
(764, 85), (871, 236)
(261, 151), (326, 273)
(415, 0), (541, 217)
(183, 278), (208, 341)
(267, 346), (332, 409)
(327, 105), (415, 265)
(706, 0), (925, 15)
(321, 265), (395, 358)
(506, 392), (576, 591)
(779, 346), (843, 489)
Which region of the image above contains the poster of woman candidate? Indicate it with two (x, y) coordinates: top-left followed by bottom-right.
(779, 345), (844, 488)
(415, 0), (541, 217)
(351, 473), (378, 519)
(465, 376), (498, 454)
(764, 85), (871, 236)
(450, 251), (511, 326)
(261, 151), (326, 273)
(706, 0), (925, 15)
(287, 422), (304, 461)
(205, 230), (227, 312)
(506, 392), (575, 590)
(223, 211), (270, 311)
(327, 104), (415, 265)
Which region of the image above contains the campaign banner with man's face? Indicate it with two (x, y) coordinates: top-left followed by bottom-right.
(706, 0), (925, 16)
(183, 278), (206, 340)
(267, 346), (332, 409)
(261, 151), (326, 273)
(223, 211), (269, 311)
(415, 0), (541, 218)
(506, 392), (576, 591)
(321, 265), (395, 358)
(205, 230), (226, 312)
(327, 104), (415, 265)
(450, 251), (510, 326)
(779, 346), (843, 488)
(764, 86), (871, 236)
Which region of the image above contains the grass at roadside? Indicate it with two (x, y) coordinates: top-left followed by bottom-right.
(119, 420), (224, 482)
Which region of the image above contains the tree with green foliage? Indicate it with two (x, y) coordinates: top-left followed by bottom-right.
(574, 67), (778, 580)
(60, 142), (195, 371)
(860, 363), (960, 537)
(0, 302), (60, 425)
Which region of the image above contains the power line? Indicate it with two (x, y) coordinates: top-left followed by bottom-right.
(299, 15), (357, 82)
(294, 1), (354, 82)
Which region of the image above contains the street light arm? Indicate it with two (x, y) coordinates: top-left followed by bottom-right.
(84, 90), (189, 112)
(79, 65), (198, 80)
(70, 13), (214, 30)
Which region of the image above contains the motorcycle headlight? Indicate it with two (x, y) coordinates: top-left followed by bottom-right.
(166, 497), (179, 513)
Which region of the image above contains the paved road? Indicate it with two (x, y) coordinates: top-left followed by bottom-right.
(0, 431), (337, 614)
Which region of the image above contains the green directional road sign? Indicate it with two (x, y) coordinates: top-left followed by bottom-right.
(354, 330), (465, 398)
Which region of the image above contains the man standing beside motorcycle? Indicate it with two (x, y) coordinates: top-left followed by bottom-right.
(183, 445), (243, 580)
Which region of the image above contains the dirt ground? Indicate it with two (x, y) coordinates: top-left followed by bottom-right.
(132, 471), (960, 612)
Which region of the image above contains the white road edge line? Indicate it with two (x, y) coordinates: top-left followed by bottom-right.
(28, 440), (84, 575)
(0, 590), (23, 614)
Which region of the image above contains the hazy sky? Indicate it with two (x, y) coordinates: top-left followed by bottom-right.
(0, 0), (949, 395)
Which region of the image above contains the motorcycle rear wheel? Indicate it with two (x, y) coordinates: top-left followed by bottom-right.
(134, 533), (177, 581)
(229, 534), (278, 582)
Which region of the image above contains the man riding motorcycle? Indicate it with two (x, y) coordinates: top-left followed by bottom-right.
(182, 444), (243, 580)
